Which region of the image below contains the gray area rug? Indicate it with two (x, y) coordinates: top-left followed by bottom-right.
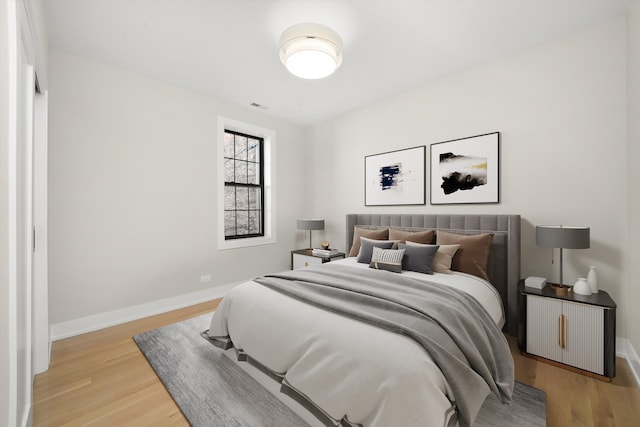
(134, 314), (546, 426)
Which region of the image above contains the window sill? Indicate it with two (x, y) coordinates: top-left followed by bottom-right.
(218, 235), (276, 250)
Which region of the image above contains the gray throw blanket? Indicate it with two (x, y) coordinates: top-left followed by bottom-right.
(255, 263), (514, 427)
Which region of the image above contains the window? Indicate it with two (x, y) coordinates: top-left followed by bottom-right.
(217, 117), (276, 250)
(223, 130), (264, 239)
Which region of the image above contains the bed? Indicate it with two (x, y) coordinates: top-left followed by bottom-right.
(205, 213), (521, 427)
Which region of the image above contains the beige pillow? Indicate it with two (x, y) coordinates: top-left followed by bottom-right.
(388, 229), (434, 245)
(348, 227), (389, 257)
(436, 231), (494, 280)
(406, 242), (460, 274)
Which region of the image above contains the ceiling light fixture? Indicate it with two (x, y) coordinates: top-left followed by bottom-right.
(279, 23), (343, 80)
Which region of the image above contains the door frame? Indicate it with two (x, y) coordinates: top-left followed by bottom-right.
(7, 1), (48, 426)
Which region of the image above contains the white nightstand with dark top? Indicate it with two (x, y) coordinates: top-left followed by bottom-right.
(291, 249), (346, 270)
(518, 280), (616, 381)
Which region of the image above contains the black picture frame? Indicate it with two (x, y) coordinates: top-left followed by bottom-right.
(430, 132), (500, 205)
(364, 146), (426, 206)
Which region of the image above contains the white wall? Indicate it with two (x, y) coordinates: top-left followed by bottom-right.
(48, 50), (307, 325)
(627, 2), (640, 361)
(1, 2), (12, 423)
(47, 8), (637, 358)
(307, 18), (629, 337)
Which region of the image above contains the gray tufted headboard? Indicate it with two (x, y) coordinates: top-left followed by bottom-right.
(346, 214), (521, 336)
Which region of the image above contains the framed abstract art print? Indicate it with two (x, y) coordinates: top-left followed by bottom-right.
(365, 146), (426, 206)
(430, 132), (499, 205)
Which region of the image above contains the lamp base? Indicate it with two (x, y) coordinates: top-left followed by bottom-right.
(550, 283), (572, 296)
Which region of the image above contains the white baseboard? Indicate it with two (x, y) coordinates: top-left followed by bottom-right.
(616, 337), (640, 387)
(49, 288), (640, 389)
(50, 282), (242, 341)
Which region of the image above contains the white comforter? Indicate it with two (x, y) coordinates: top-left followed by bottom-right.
(208, 258), (506, 427)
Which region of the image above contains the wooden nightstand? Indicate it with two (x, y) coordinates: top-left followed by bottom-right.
(518, 280), (616, 381)
(291, 249), (346, 270)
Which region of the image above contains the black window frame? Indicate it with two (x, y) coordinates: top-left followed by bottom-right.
(223, 129), (265, 240)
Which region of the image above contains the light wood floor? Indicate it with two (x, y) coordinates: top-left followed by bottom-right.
(33, 299), (640, 426)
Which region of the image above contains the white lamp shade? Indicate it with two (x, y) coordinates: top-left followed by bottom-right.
(279, 23), (343, 79)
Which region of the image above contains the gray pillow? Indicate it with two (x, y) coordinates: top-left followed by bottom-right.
(406, 242), (460, 274)
(357, 237), (396, 264)
(398, 243), (439, 274)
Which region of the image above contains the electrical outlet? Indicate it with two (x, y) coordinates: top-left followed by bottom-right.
(200, 274), (212, 283)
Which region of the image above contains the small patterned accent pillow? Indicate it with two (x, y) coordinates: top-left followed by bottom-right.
(369, 247), (405, 273)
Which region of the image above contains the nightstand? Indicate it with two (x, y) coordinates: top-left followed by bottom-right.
(518, 280), (616, 381)
(291, 249), (346, 270)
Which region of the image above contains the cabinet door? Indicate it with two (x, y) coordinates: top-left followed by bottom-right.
(526, 295), (563, 363)
(292, 254), (323, 270)
(562, 301), (604, 375)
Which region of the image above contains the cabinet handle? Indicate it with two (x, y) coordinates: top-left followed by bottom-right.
(558, 315), (563, 349)
(304, 262), (309, 267)
(558, 314), (567, 349)
(563, 314), (567, 349)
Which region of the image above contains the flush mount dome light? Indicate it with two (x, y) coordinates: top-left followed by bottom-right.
(279, 23), (343, 79)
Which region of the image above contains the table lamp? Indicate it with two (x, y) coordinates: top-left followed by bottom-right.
(536, 225), (590, 293)
(297, 219), (324, 249)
